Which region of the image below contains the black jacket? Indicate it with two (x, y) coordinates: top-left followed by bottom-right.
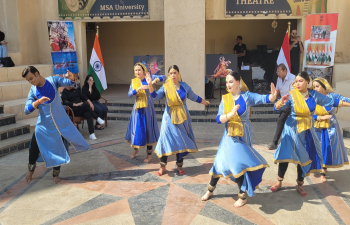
(61, 88), (88, 108)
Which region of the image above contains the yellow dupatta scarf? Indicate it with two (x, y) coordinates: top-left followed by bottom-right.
(223, 93), (244, 137)
(313, 77), (334, 129)
(289, 89), (312, 133)
(132, 63), (149, 109)
(314, 105), (330, 129)
(132, 78), (148, 109)
(164, 81), (187, 124)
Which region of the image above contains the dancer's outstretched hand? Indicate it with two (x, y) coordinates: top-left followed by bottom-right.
(231, 104), (240, 114)
(65, 70), (75, 82)
(281, 94), (290, 104)
(141, 85), (149, 90)
(38, 97), (50, 104)
(319, 115), (332, 120)
(269, 83), (278, 102)
(145, 72), (152, 85)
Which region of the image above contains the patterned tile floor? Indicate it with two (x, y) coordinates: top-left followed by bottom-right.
(0, 121), (350, 225)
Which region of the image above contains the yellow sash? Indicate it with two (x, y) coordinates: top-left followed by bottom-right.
(223, 93), (244, 137)
(132, 78), (148, 109)
(164, 82), (187, 124)
(314, 105), (330, 129)
(289, 89), (312, 133)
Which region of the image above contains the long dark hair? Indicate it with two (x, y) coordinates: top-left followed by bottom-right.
(227, 70), (241, 81)
(168, 65), (179, 73)
(298, 71), (310, 83)
(83, 75), (98, 92)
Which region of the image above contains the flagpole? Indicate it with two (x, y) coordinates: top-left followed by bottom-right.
(288, 22), (291, 38)
(96, 25), (99, 37)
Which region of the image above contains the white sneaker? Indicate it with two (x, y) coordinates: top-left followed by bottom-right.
(89, 133), (97, 140)
(97, 117), (105, 125)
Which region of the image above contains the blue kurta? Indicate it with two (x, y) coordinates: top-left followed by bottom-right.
(125, 75), (166, 148)
(25, 76), (90, 168)
(314, 93), (350, 168)
(150, 82), (202, 158)
(273, 90), (340, 176)
(209, 92), (270, 197)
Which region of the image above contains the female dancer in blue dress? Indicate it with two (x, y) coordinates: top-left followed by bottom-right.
(201, 71), (278, 208)
(126, 63), (166, 163)
(312, 77), (350, 182)
(147, 65), (210, 176)
(271, 72), (349, 196)
(22, 66), (90, 184)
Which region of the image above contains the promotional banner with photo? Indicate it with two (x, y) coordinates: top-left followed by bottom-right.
(226, 0), (327, 17)
(59, 0), (149, 19)
(206, 54), (238, 78)
(48, 21), (79, 74)
(133, 55), (164, 76)
(303, 13), (338, 76)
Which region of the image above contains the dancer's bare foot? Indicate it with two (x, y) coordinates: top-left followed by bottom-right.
(53, 176), (61, 184)
(234, 198), (247, 208)
(130, 149), (139, 159)
(201, 191), (213, 201)
(143, 155), (152, 163)
(177, 167), (185, 175)
(157, 167), (166, 176)
(321, 175), (327, 183)
(25, 171), (34, 183)
(296, 185), (307, 197)
(270, 181), (282, 192)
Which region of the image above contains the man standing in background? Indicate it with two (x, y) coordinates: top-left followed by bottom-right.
(233, 36), (247, 69)
(268, 63), (295, 150)
(289, 29), (304, 75)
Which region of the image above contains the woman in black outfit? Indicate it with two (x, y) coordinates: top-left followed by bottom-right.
(82, 75), (108, 130)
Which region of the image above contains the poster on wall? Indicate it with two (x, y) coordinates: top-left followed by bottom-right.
(47, 21), (79, 75)
(133, 55), (164, 76)
(303, 13), (338, 76)
(206, 54), (238, 78)
(226, 0), (327, 17)
(58, 0), (149, 19)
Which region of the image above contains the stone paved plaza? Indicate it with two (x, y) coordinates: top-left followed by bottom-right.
(0, 120), (350, 225)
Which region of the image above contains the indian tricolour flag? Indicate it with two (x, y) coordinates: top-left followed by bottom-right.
(88, 34), (107, 93)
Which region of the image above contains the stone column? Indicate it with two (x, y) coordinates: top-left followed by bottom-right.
(164, 0), (206, 110)
(73, 21), (88, 83)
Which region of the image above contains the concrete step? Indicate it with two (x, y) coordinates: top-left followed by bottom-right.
(0, 133), (31, 158)
(0, 64), (53, 83)
(0, 80), (31, 101)
(0, 123), (30, 141)
(107, 112), (278, 123)
(0, 113), (16, 127)
(1, 98), (38, 121)
(17, 117), (37, 133)
(343, 127), (350, 139)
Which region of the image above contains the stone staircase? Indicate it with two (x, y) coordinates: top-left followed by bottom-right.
(0, 64), (53, 157)
(106, 101), (279, 122)
(0, 104), (31, 157)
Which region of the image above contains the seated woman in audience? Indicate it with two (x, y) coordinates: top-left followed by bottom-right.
(82, 75), (108, 130)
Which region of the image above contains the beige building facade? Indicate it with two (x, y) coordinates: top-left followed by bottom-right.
(0, 0), (349, 113)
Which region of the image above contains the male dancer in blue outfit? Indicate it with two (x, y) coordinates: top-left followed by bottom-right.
(22, 66), (90, 184)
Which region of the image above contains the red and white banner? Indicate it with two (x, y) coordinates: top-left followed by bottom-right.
(277, 30), (291, 73)
(303, 13), (338, 69)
